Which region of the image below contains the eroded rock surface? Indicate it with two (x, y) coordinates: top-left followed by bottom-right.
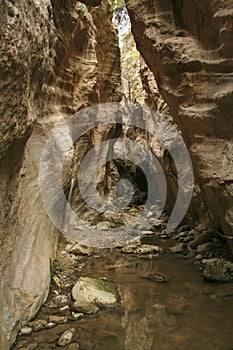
(0, 1), (121, 348)
(125, 0), (233, 248)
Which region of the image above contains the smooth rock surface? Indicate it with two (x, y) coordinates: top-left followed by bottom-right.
(71, 300), (99, 315)
(72, 277), (119, 307)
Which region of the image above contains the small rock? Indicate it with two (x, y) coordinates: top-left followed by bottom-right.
(71, 300), (99, 314)
(59, 305), (70, 313)
(141, 230), (154, 236)
(27, 319), (47, 331)
(202, 258), (233, 282)
(195, 224), (209, 233)
(189, 231), (212, 249)
(96, 221), (112, 230)
(121, 244), (162, 255)
(47, 322), (56, 329)
(68, 244), (94, 256)
(48, 316), (68, 324)
(72, 277), (119, 307)
(20, 327), (33, 335)
(57, 328), (76, 347)
(140, 272), (169, 283)
(176, 225), (189, 233)
(170, 243), (186, 254)
(51, 294), (69, 307)
(195, 254), (203, 260)
(182, 236), (192, 243)
(175, 231), (186, 239)
(69, 312), (84, 321)
(197, 242), (215, 254)
(153, 220), (165, 229)
(52, 275), (61, 289)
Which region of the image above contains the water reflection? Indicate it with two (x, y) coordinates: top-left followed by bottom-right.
(77, 251), (233, 350)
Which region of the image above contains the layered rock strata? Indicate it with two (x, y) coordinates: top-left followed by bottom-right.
(125, 0), (233, 248)
(0, 1), (121, 348)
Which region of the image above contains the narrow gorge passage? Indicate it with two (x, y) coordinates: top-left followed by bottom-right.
(1, 1), (233, 350)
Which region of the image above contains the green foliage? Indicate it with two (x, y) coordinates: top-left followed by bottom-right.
(113, 0), (129, 32)
(113, 0), (126, 11)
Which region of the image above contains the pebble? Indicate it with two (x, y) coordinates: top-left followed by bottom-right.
(96, 221), (112, 230)
(57, 328), (76, 347)
(59, 305), (70, 312)
(141, 230), (154, 236)
(48, 316), (68, 324)
(176, 225), (189, 233)
(197, 242), (215, 254)
(20, 327), (33, 335)
(71, 300), (99, 314)
(51, 294), (69, 307)
(170, 243), (186, 254)
(195, 254), (203, 260)
(47, 322), (56, 328)
(195, 224), (209, 232)
(122, 244), (162, 255)
(140, 272), (169, 283)
(68, 244), (94, 256)
(69, 312), (84, 321)
(189, 231), (212, 249)
(27, 320), (47, 331)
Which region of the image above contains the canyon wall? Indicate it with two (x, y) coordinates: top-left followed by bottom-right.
(1, 0), (233, 348)
(0, 1), (121, 348)
(125, 0), (233, 247)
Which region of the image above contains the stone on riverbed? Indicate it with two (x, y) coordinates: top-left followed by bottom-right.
(72, 277), (119, 307)
(27, 319), (47, 331)
(202, 258), (233, 282)
(121, 244), (163, 255)
(48, 316), (68, 324)
(67, 244), (95, 256)
(20, 327), (33, 335)
(57, 328), (76, 347)
(139, 272), (170, 283)
(170, 243), (187, 254)
(51, 294), (70, 307)
(71, 300), (99, 314)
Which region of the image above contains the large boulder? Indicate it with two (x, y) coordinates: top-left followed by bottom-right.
(72, 277), (119, 307)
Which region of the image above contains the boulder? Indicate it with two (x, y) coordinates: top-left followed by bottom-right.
(72, 277), (119, 307)
(202, 258), (233, 282)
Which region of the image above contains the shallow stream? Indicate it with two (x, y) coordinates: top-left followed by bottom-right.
(12, 246), (233, 350)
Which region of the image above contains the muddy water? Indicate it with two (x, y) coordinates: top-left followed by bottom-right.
(75, 251), (233, 350)
(13, 249), (233, 350)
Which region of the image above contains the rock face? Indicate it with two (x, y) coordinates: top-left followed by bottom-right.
(0, 1), (121, 348)
(125, 0), (233, 248)
(1, 0), (233, 348)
